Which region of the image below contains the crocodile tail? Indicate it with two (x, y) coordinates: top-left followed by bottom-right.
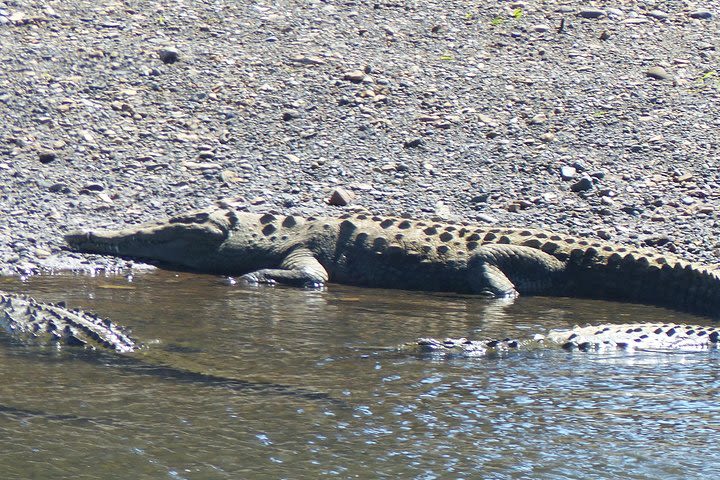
(565, 251), (720, 318)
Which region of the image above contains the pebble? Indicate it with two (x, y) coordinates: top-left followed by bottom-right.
(578, 8), (605, 19)
(403, 138), (423, 148)
(688, 10), (713, 20)
(570, 177), (593, 192)
(159, 47), (179, 64)
(647, 10), (668, 20)
(38, 150), (57, 164)
(560, 166), (577, 180)
(646, 66), (672, 80)
(328, 187), (355, 206)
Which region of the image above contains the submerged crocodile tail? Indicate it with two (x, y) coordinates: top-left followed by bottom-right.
(404, 322), (720, 357)
(0, 292), (138, 352)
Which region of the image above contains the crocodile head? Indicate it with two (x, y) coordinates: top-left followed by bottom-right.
(65, 210), (236, 270)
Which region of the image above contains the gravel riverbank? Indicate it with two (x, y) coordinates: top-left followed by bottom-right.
(1, 0), (719, 274)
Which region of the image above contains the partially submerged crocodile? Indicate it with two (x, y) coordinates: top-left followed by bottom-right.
(0, 292), (334, 401)
(402, 322), (720, 357)
(66, 207), (720, 317)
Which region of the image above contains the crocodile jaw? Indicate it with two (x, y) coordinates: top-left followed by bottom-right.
(64, 218), (228, 269)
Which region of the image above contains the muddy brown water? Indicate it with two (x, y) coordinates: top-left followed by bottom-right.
(1, 271), (719, 479)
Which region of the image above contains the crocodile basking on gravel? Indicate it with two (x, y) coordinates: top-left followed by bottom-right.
(65, 207), (720, 317)
(0, 292), (334, 402)
(402, 322), (720, 357)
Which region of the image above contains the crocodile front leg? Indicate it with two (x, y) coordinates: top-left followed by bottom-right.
(241, 248), (329, 288)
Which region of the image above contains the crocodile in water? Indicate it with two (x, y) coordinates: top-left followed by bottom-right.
(0, 292), (334, 402)
(65, 207), (720, 317)
(402, 322), (720, 357)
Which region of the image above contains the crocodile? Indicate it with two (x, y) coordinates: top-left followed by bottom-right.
(65, 207), (720, 317)
(402, 322), (720, 357)
(0, 292), (335, 402)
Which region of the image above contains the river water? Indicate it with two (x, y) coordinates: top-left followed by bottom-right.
(1, 271), (719, 479)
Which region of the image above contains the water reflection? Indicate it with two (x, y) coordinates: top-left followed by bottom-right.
(0, 271), (718, 479)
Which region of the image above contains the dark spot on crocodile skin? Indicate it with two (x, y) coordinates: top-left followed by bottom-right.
(398, 220), (412, 229)
(654, 328), (663, 334)
(541, 242), (559, 253)
(339, 213), (352, 219)
(281, 235), (288, 241)
(656, 257), (668, 265)
(710, 331), (719, 343)
(490, 228), (501, 234)
(686, 330), (695, 335)
(421, 245), (432, 254)
(568, 333), (578, 340)
(607, 253), (622, 265)
(578, 342), (591, 351)
(518, 230), (531, 237)
(282, 216), (298, 228)
(507, 341), (519, 348)
(355, 232), (369, 245)
(602, 246), (613, 252)
(616, 342), (628, 349)
(259, 214), (276, 224)
(640, 334), (649, 339)
(307, 216), (317, 221)
(356, 214), (367, 220)
(666, 328), (676, 337)
(522, 239), (542, 248)
(456, 250), (465, 256)
(486, 340), (499, 348)
(437, 245), (450, 254)
(444, 226), (457, 232)
(380, 219), (394, 229)
(550, 235), (561, 241)
(439, 232), (453, 242)
(251, 233), (258, 239)
(467, 233), (481, 241)
(499, 236), (510, 244)
(262, 224), (276, 236)
(467, 242), (478, 251)
(625, 328), (634, 334)
(561, 342), (575, 350)
(535, 232), (547, 239)
(424, 227), (438, 235)
(416, 222), (426, 227)
(633, 327), (643, 332)
(371, 216), (381, 222)
(697, 330), (707, 336)
(372, 238), (388, 251)
(395, 233), (404, 241)
(634, 338), (643, 343)
(458, 228), (469, 237)
(578, 240), (589, 246)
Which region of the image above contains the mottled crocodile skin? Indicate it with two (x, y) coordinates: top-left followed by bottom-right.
(1, 292), (137, 352)
(66, 207), (720, 317)
(405, 323), (720, 357)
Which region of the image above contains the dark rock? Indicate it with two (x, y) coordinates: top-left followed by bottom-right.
(403, 138), (423, 148)
(38, 150), (56, 164)
(328, 187), (355, 206)
(570, 177), (593, 192)
(159, 48), (179, 64)
(578, 8), (605, 19)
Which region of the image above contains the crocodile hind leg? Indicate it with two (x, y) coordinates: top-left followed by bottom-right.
(468, 244), (567, 297)
(241, 247), (329, 287)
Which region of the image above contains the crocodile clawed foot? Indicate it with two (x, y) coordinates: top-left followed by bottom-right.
(240, 272), (277, 285)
